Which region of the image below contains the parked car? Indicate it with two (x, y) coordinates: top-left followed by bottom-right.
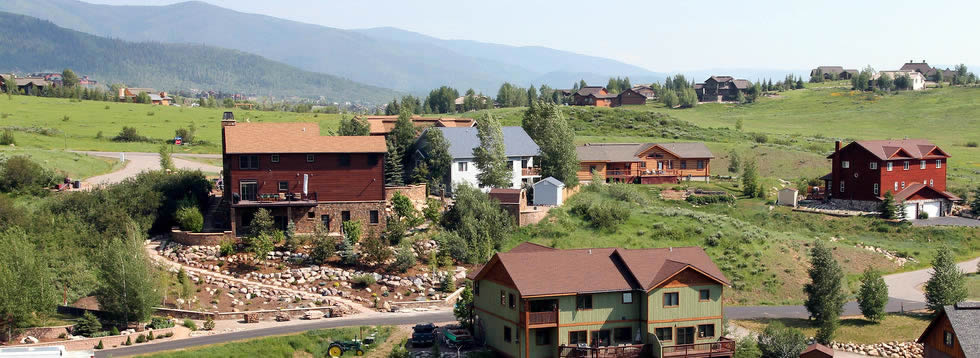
(410, 323), (437, 347)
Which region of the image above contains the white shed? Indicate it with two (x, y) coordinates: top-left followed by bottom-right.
(532, 177), (565, 206)
(776, 188), (798, 207)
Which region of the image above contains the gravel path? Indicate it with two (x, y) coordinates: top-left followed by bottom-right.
(75, 151), (221, 187)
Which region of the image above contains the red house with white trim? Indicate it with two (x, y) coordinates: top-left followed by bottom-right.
(824, 139), (960, 218)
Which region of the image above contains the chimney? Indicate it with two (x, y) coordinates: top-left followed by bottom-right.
(221, 112), (236, 127)
(588, 249), (592, 255)
(835, 140), (841, 153)
(669, 247), (673, 252)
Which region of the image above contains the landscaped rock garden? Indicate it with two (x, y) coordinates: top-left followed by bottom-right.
(829, 341), (923, 358)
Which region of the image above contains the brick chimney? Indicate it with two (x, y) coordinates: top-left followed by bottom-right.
(221, 111), (236, 127)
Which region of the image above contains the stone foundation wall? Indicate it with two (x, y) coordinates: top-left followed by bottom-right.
(154, 307), (335, 321)
(237, 201), (388, 236)
(386, 184), (428, 210)
(829, 198), (881, 212)
(519, 207), (552, 227)
(11, 325), (72, 343)
(14, 327), (177, 351)
(170, 230), (235, 246)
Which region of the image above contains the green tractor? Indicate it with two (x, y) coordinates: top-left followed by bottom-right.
(326, 340), (364, 357)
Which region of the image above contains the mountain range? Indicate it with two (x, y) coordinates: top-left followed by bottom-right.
(0, 12), (401, 103)
(0, 0), (668, 94)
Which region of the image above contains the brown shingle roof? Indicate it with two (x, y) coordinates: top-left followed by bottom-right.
(223, 122), (386, 154)
(900, 62), (937, 76)
(576, 86), (607, 96)
(474, 245), (729, 296)
(361, 115), (474, 135)
(801, 344), (835, 357)
(732, 79), (751, 89)
(836, 139), (950, 160)
(893, 183), (960, 202)
(576, 143), (645, 162)
(488, 188), (522, 204)
(636, 143), (715, 159)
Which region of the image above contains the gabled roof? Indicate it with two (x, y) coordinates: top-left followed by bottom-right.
(434, 127), (540, 159)
(813, 66), (845, 74)
(708, 76), (734, 82)
(361, 115), (474, 135)
(918, 302), (980, 358)
(223, 122), (387, 154)
(829, 139), (950, 160)
(533, 176), (565, 189)
(732, 79), (752, 89)
(893, 183), (961, 202)
(575, 86), (607, 96)
(900, 62), (937, 76)
(471, 245), (729, 297)
(576, 143), (645, 162)
(801, 344), (835, 357)
(636, 142), (715, 159)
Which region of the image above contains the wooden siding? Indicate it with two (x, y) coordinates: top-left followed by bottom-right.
(830, 144), (947, 202)
(227, 153), (384, 202)
(530, 328), (558, 358)
(646, 269), (724, 346)
(635, 146), (711, 178)
(920, 313), (966, 358)
(577, 162), (608, 182)
(556, 291), (642, 324)
(475, 280), (521, 324)
(481, 312), (522, 358)
(558, 322), (641, 346)
(618, 89), (647, 106)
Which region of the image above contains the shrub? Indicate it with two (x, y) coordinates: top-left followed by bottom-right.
(147, 330), (154, 340)
(112, 126), (150, 142)
(175, 206), (204, 232)
(752, 133), (768, 143)
(73, 312), (102, 337)
(686, 194), (735, 205)
(383, 216), (407, 245)
(309, 223), (335, 264)
(606, 183), (644, 204)
(433, 231), (467, 263)
(203, 316), (215, 331)
(219, 239), (236, 256)
(390, 243), (416, 273)
(135, 334), (146, 343)
(182, 318), (197, 331)
(342, 220), (363, 244)
(571, 199), (630, 229)
(165, 332), (174, 338)
(123, 336), (132, 346)
(918, 211), (929, 220)
(94, 340), (104, 350)
(0, 129), (14, 145)
(110, 326), (120, 336)
(149, 316), (174, 329)
(352, 274), (376, 287)
(757, 322), (806, 358)
(0, 155), (57, 193)
(440, 275), (456, 293)
(967, 141), (978, 148)
(423, 198), (442, 222)
(362, 231), (392, 267)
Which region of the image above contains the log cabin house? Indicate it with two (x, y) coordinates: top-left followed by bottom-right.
(694, 76), (751, 103)
(577, 143), (714, 184)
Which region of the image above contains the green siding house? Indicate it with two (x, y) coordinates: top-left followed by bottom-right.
(468, 243), (734, 358)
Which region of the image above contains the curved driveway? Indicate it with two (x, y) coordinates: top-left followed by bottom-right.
(76, 151), (221, 187)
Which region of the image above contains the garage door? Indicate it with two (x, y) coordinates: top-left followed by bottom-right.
(904, 203), (918, 220)
(922, 201), (942, 218)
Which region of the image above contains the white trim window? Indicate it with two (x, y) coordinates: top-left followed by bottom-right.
(841, 161), (850, 169)
(936, 159), (942, 168)
(920, 160), (926, 169)
(271, 154), (280, 163)
(458, 161), (469, 172)
(894, 182), (898, 191)
(870, 162), (878, 170)
(903, 161), (910, 170)
(873, 183), (879, 195)
(886, 162), (893, 171)
(901, 181), (906, 189)
(929, 179), (934, 186)
(840, 181), (845, 192)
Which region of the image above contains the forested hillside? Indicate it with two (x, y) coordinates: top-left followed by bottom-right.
(0, 12), (400, 103)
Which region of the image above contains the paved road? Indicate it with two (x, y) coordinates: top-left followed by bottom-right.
(75, 151), (221, 187)
(884, 255), (980, 302)
(911, 216), (980, 227)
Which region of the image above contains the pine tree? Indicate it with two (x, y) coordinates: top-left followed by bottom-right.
(803, 241), (845, 330)
(385, 138), (404, 186)
(158, 144), (175, 171)
(741, 160), (758, 197)
(857, 266), (888, 323)
(880, 192), (898, 219)
(924, 246), (967, 313)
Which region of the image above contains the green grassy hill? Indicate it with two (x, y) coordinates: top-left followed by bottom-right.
(0, 12), (400, 103)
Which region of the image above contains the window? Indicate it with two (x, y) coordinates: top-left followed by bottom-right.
(841, 160), (850, 168)
(894, 182), (899, 191)
(576, 295), (592, 310)
(613, 327), (633, 343)
(680, 161), (687, 169)
(920, 160), (926, 169)
(697, 160), (705, 169)
(904, 161), (909, 170)
(663, 292), (679, 307)
(458, 162), (469, 172)
(239, 180), (257, 201)
(239, 155), (259, 169)
(699, 289), (711, 301)
(569, 331), (588, 345)
(590, 330), (611, 347)
(840, 180), (845, 192)
(504, 327), (512, 343)
(943, 331), (953, 347)
(508, 293), (515, 309)
(535, 330), (550, 345)
(622, 292), (633, 304)
(321, 215), (330, 231)
(278, 181), (289, 192)
(307, 211), (315, 219)
(873, 183), (879, 195)
(341, 211), (351, 222)
(870, 162), (878, 170)
(369, 210), (379, 224)
(474, 282), (479, 296)
(306, 154), (315, 163)
(887, 162), (893, 171)
(697, 324), (715, 338)
(338, 154), (351, 167)
(507, 160), (514, 169)
(368, 154), (379, 166)
(654, 327), (673, 342)
(936, 159), (942, 168)
(521, 159), (529, 168)
(639, 161), (646, 168)
(929, 179), (934, 187)
(901, 181), (906, 189)
(271, 154), (280, 163)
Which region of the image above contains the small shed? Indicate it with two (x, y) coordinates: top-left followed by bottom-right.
(532, 177), (565, 206)
(800, 343), (834, 358)
(777, 188), (799, 207)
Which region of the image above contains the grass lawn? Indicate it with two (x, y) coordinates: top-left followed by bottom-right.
(969, 273), (980, 300)
(136, 326), (391, 358)
(0, 146), (122, 179)
(733, 313), (932, 344)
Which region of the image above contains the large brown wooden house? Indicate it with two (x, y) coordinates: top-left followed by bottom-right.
(221, 114), (388, 236)
(577, 143), (714, 184)
(917, 302), (980, 358)
(694, 76), (750, 103)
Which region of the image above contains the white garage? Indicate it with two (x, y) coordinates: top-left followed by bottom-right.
(921, 201), (942, 218)
(894, 183), (959, 219)
(903, 203), (919, 220)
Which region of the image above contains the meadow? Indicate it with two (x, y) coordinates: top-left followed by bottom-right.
(136, 326), (391, 358)
(733, 313), (932, 345)
(0, 146), (120, 179)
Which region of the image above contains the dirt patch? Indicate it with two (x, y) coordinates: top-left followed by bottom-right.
(364, 325), (411, 358)
(660, 190), (687, 200)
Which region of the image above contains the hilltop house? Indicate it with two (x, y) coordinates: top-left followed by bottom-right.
(413, 126), (540, 195)
(572, 86), (649, 107)
(221, 113), (388, 236)
(900, 60), (939, 79)
(577, 143), (714, 184)
(631, 85), (657, 99)
(873, 70), (926, 90)
(118, 87), (173, 105)
(823, 140), (959, 218)
(917, 302), (980, 358)
(468, 243), (734, 358)
(809, 66), (858, 80)
(695, 76), (751, 102)
(359, 115), (475, 136)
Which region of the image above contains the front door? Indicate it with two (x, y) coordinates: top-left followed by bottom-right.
(676, 327), (695, 345)
(240, 180), (257, 201)
(657, 161), (664, 171)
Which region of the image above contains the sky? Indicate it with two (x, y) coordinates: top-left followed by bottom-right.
(83, 0), (978, 72)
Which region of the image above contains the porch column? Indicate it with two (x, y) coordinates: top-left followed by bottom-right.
(524, 299), (530, 358)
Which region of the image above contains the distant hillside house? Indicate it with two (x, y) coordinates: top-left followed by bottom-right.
(630, 85), (657, 99)
(118, 87), (173, 105)
(873, 70), (926, 91)
(577, 142), (714, 184)
(359, 115), (475, 136)
(468, 242), (734, 358)
(810, 66), (857, 80)
(414, 126), (540, 195)
(13, 77), (53, 94)
(695, 76), (751, 103)
(572, 86), (649, 107)
(899, 60), (939, 78)
(917, 301), (980, 358)
(824, 139), (960, 217)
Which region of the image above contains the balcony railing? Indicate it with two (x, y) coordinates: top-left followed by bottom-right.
(522, 167), (541, 176)
(559, 344), (644, 358)
(232, 192), (318, 206)
(606, 169), (680, 177)
(662, 338), (735, 358)
(527, 311), (557, 325)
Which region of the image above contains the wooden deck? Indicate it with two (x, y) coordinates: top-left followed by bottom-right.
(559, 345), (644, 358)
(662, 338), (735, 358)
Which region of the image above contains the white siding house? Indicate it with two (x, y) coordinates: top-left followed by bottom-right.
(415, 127), (541, 195)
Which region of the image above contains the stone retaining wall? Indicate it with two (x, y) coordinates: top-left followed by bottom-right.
(15, 327), (177, 352)
(11, 325), (72, 343)
(386, 184), (428, 210)
(154, 306), (336, 321)
(170, 230), (235, 246)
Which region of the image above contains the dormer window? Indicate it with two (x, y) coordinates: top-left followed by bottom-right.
(886, 162), (893, 171)
(920, 160), (926, 169)
(936, 160), (942, 168)
(903, 161), (909, 170)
